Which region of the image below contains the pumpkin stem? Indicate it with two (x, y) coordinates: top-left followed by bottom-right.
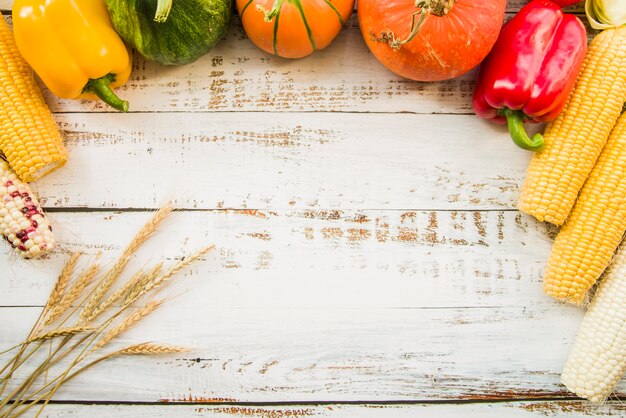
(256, 0), (284, 22)
(372, 0), (456, 50)
(429, 0), (456, 17)
(154, 0), (173, 22)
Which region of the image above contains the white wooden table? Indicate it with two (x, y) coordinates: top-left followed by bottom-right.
(1, 2), (625, 417)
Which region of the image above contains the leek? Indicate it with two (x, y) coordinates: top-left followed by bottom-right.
(586, 0), (626, 29)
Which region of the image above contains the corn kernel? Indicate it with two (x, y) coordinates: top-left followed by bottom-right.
(544, 112), (626, 304)
(0, 18), (67, 182)
(0, 160), (55, 258)
(562, 245), (626, 403)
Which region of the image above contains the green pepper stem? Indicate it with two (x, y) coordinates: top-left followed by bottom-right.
(83, 75), (129, 112)
(502, 109), (544, 151)
(154, 0), (174, 22)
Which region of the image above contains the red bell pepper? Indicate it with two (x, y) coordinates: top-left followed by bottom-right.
(550, 0), (583, 6)
(473, 0), (587, 151)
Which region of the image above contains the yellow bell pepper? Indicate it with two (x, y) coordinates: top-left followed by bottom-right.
(12, 0), (131, 111)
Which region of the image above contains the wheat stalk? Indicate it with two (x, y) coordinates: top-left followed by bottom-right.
(0, 205), (213, 418)
(80, 204), (172, 321)
(0, 253), (82, 402)
(6, 343), (188, 418)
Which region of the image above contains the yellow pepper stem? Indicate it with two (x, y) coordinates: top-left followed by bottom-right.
(83, 74), (129, 112)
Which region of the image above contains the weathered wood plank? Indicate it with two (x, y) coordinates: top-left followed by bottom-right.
(2, 304), (624, 402)
(20, 402), (626, 418)
(2, 212), (615, 403)
(1, 1), (607, 413)
(31, 112), (530, 210)
(0, 210), (555, 307)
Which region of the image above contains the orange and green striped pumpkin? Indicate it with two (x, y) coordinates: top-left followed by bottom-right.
(236, 0), (354, 59)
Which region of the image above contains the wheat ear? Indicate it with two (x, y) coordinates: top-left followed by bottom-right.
(43, 253), (82, 317)
(123, 263), (165, 306)
(80, 205), (173, 321)
(91, 300), (163, 352)
(119, 343), (188, 355)
(45, 265), (100, 326)
(27, 327), (93, 343)
(126, 245), (215, 305)
(83, 267), (151, 323)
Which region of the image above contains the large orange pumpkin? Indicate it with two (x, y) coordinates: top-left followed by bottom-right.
(236, 0), (355, 59)
(358, 0), (506, 81)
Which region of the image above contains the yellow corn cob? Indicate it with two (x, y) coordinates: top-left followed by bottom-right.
(0, 18), (66, 183)
(544, 111), (626, 304)
(561, 245), (626, 403)
(518, 27), (626, 226)
(0, 159), (55, 258)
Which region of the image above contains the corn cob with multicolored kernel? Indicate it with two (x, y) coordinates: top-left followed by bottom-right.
(543, 110), (626, 304)
(0, 159), (55, 258)
(518, 26), (626, 226)
(0, 17), (67, 183)
(561, 245), (626, 403)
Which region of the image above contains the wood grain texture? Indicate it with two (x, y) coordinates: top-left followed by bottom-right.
(0, 210), (555, 307)
(0, 0), (617, 415)
(1, 304), (615, 402)
(1, 212), (622, 403)
(27, 112), (530, 211)
(22, 402), (626, 418)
